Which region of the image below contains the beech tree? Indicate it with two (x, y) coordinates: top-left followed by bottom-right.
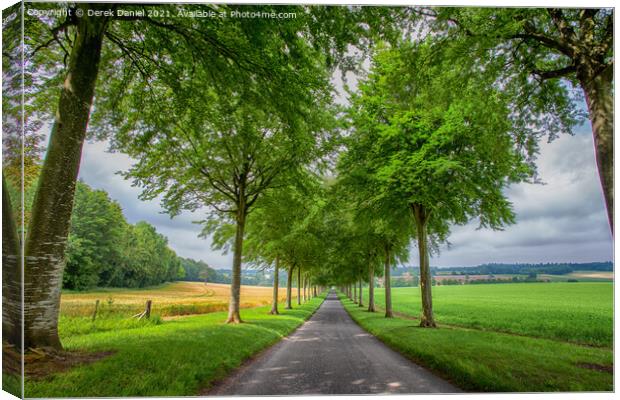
(243, 178), (321, 315)
(113, 73), (333, 322)
(6, 2), (404, 349)
(337, 129), (413, 317)
(348, 42), (533, 326)
(419, 7), (614, 233)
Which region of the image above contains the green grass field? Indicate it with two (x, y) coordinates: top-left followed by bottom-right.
(364, 282), (613, 347)
(342, 296), (613, 392)
(23, 295), (325, 397)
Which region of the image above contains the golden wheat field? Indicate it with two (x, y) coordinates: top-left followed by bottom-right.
(567, 271), (614, 279)
(60, 282), (294, 318)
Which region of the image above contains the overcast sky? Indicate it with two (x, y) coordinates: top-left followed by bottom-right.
(69, 11), (613, 270)
(76, 113), (612, 269)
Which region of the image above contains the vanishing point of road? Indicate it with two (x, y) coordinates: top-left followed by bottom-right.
(211, 290), (461, 395)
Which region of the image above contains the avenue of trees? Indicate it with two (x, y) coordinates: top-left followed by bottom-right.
(2, 4), (612, 351)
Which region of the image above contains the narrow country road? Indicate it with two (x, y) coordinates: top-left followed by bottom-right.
(210, 290), (460, 395)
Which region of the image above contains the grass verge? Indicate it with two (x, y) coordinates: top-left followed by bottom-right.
(341, 295), (612, 392)
(24, 295), (325, 397)
(2, 372), (21, 398)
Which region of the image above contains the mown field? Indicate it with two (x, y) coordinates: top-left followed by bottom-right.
(364, 282), (613, 347)
(22, 293), (324, 397)
(539, 271), (614, 282)
(59, 281), (293, 337)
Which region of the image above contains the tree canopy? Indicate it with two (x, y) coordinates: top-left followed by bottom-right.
(3, 4), (612, 351)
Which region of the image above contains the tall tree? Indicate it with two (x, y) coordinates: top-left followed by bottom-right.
(285, 266), (295, 310)
(420, 7), (613, 232)
(347, 42), (532, 326)
(244, 179), (321, 315)
(2, 3), (25, 352)
(337, 133), (413, 318)
(7, 2), (406, 348)
(113, 74), (333, 322)
(22, 3), (110, 349)
(63, 182), (127, 290)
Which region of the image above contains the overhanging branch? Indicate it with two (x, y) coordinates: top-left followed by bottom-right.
(532, 64), (576, 80)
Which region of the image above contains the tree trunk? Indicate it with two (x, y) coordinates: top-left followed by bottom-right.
(384, 244), (393, 318)
(303, 275), (307, 303)
(353, 280), (358, 304)
(2, 176), (22, 348)
(412, 204), (436, 327)
(579, 62), (614, 235)
(269, 256), (280, 315)
(297, 266), (301, 305)
(226, 204), (246, 323)
(367, 261), (375, 312)
(358, 279), (363, 307)
(286, 266), (293, 309)
(23, 8), (109, 349)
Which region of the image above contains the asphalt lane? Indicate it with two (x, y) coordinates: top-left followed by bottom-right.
(211, 290), (461, 395)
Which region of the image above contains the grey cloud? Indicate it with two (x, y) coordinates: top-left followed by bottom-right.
(430, 129), (612, 267)
(74, 96), (611, 270)
(78, 139), (234, 267)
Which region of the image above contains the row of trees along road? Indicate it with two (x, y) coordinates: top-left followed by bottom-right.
(2, 5), (612, 350)
(2, 2), (407, 349)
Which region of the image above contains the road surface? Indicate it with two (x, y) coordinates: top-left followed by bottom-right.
(210, 290), (461, 395)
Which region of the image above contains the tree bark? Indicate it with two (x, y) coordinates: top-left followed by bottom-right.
(269, 256), (280, 315)
(412, 204), (436, 327)
(23, 8), (109, 349)
(384, 244), (393, 318)
(303, 275), (307, 303)
(367, 261), (375, 312)
(226, 204), (246, 323)
(297, 266), (301, 305)
(353, 280), (358, 304)
(2, 176), (22, 348)
(578, 62), (614, 235)
(286, 266), (293, 309)
(358, 279), (363, 307)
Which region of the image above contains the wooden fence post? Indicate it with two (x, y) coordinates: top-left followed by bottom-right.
(145, 300), (152, 319)
(92, 299), (100, 322)
(132, 299), (153, 320)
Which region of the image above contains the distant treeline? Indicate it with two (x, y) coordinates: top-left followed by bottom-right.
(392, 262), (613, 277)
(63, 181), (182, 290)
(62, 182), (308, 291)
(180, 265), (292, 287)
(178, 258), (227, 283)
